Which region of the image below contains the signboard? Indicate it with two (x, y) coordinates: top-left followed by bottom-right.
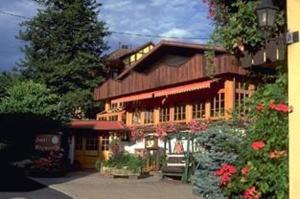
(145, 135), (158, 150)
(35, 134), (61, 151)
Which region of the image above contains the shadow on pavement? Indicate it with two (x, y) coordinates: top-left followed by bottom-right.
(0, 164), (46, 192)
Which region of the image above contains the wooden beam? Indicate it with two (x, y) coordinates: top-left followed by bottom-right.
(154, 107), (160, 124)
(224, 79), (235, 120)
(205, 99), (210, 120)
(186, 104), (193, 124)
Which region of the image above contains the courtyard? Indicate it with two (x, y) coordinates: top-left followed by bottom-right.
(32, 171), (198, 199)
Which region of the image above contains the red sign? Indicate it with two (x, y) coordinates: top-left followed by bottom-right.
(35, 134), (61, 151)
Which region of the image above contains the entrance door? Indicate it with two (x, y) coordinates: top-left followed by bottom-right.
(74, 134), (100, 169)
(84, 135), (100, 168)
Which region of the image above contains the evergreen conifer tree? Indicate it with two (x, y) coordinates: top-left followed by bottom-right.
(192, 122), (242, 199)
(18, 0), (109, 118)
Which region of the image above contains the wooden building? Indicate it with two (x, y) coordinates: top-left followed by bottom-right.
(73, 40), (256, 169)
(95, 40), (254, 124)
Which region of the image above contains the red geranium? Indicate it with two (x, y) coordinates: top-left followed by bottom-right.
(269, 101), (292, 113)
(244, 186), (260, 199)
(214, 163), (237, 185)
(251, 140), (265, 151)
(241, 165), (250, 176)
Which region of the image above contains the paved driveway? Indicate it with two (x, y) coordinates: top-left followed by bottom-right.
(33, 171), (199, 199)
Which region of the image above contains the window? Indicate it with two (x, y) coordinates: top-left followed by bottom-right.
(210, 93), (225, 118)
(101, 135), (109, 151)
(132, 110), (142, 124)
(192, 102), (205, 119)
(235, 82), (250, 115)
(122, 113), (126, 124)
(174, 105), (186, 121)
(108, 115), (118, 121)
(111, 103), (118, 110)
(98, 117), (107, 121)
(75, 136), (83, 150)
(86, 136), (99, 151)
(160, 107), (170, 122)
(144, 110), (154, 124)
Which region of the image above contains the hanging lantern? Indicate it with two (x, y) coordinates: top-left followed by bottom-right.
(256, 0), (278, 29)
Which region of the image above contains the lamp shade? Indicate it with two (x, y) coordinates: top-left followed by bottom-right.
(256, 0), (278, 29)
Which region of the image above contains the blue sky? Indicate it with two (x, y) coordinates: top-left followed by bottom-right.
(0, 0), (212, 72)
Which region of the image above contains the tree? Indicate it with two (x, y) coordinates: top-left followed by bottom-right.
(0, 80), (69, 122)
(18, 0), (110, 118)
(202, 0), (285, 55)
(192, 122), (242, 199)
(0, 71), (20, 98)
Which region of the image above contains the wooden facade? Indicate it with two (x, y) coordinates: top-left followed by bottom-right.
(74, 40), (255, 169)
(95, 40), (254, 125)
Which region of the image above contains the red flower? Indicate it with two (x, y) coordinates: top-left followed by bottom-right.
(268, 101), (292, 113)
(244, 186), (260, 199)
(189, 119), (208, 133)
(214, 163), (237, 185)
(251, 141), (265, 151)
(256, 103), (264, 112)
(220, 173), (230, 185)
(274, 103), (291, 113)
(241, 165), (250, 176)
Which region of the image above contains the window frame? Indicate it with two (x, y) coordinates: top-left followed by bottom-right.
(159, 107), (170, 122)
(192, 102), (205, 119)
(85, 136), (99, 151)
(144, 110), (154, 124)
(174, 104), (186, 121)
(210, 92), (225, 118)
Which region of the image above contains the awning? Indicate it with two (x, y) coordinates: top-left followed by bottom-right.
(111, 79), (217, 104)
(70, 120), (128, 131)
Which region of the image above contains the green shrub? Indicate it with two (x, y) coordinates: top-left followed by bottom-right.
(103, 152), (143, 173)
(192, 122), (243, 199)
(225, 74), (288, 199)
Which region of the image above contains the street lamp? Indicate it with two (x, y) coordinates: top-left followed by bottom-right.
(256, 0), (278, 30)
(256, 0), (299, 45)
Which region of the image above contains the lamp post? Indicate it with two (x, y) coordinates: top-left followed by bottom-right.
(256, 0), (278, 31)
(256, 0), (299, 44)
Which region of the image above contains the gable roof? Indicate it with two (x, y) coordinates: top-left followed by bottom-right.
(108, 41), (155, 61)
(116, 40), (226, 80)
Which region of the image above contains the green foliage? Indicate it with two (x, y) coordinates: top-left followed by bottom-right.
(0, 80), (70, 122)
(192, 122), (243, 199)
(204, 50), (216, 78)
(0, 72), (20, 98)
(226, 74), (288, 198)
(205, 0), (285, 55)
(18, 0), (110, 118)
(103, 152), (144, 173)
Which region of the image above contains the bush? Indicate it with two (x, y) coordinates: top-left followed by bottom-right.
(192, 122), (243, 199)
(103, 152), (144, 173)
(225, 74), (288, 198)
(29, 149), (66, 177)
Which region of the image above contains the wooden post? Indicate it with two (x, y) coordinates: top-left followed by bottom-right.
(205, 100), (210, 120)
(141, 111), (145, 125)
(154, 107), (160, 124)
(104, 101), (111, 111)
(170, 106), (175, 122)
(186, 104), (193, 123)
(182, 133), (190, 183)
(126, 112), (132, 125)
(224, 79), (235, 120)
